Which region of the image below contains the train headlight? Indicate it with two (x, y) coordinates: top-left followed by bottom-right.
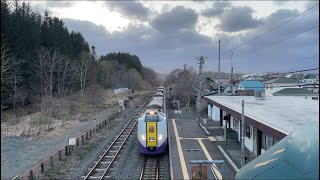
(141, 135), (146, 140)
(150, 111), (154, 115)
(158, 134), (162, 141)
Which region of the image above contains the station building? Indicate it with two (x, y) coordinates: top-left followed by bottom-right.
(204, 95), (319, 156)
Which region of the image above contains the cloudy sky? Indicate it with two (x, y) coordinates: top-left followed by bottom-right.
(29, 1), (319, 74)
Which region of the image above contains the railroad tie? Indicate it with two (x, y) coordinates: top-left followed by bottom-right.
(88, 176), (101, 179)
(94, 161), (111, 164)
(94, 168), (107, 171)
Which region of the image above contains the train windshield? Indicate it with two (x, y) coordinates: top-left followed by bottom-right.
(145, 114), (159, 122)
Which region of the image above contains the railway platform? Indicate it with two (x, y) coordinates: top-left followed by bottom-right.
(167, 107), (239, 180)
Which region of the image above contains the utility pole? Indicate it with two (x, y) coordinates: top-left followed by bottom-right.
(197, 56), (205, 117)
(230, 51), (234, 95)
(183, 64), (188, 109)
(241, 100), (246, 167)
(218, 40), (221, 94)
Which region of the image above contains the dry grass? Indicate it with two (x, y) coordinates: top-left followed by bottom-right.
(1, 112), (63, 137)
(0, 88), (146, 138)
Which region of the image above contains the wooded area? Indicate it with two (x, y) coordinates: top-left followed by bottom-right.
(1, 0), (160, 114)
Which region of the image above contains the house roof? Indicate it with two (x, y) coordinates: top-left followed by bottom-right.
(263, 77), (302, 84)
(273, 88), (319, 95)
(204, 96), (319, 135)
(239, 80), (264, 91)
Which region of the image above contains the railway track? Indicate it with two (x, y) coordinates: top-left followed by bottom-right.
(139, 157), (159, 180)
(83, 98), (151, 180)
(139, 156), (165, 180)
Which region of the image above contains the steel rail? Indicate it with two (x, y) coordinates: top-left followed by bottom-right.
(84, 98), (151, 180)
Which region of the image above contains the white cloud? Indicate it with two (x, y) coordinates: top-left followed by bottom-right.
(27, 1), (318, 74)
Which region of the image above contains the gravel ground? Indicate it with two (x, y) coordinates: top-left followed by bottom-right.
(0, 96), (146, 180)
(39, 104), (141, 179)
(110, 136), (170, 180)
(32, 94), (171, 180)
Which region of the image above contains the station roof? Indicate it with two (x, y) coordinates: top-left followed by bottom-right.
(204, 96), (319, 135)
(235, 120), (319, 179)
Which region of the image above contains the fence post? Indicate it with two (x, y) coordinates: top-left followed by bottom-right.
(41, 162), (44, 174)
(86, 132), (88, 140)
(59, 150), (62, 161)
(90, 129), (92, 138)
(76, 138), (79, 146)
(50, 156), (54, 167)
(65, 146), (68, 156)
(30, 170), (33, 180)
(82, 134), (84, 144)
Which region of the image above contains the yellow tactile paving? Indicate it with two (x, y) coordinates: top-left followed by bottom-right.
(172, 119), (189, 179)
(179, 137), (207, 140)
(208, 136), (217, 141)
(197, 139), (223, 180)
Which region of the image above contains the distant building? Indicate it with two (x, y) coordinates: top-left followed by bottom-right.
(204, 96), (319, 156)
(302, 78), (318, 84)
(263, 77), (303, 96)
(236, 80), (264, 96)
(214, 78), (230, 85)
(223, 85), (237, 95)
(272, 88), (319, 100)
(285, 74), (293, 78)
(241, 74), (257, 79)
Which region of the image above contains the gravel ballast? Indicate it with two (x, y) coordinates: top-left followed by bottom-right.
(1, 96), (146, 179)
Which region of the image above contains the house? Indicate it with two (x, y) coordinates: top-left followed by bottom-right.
(223, 85), (237, 95)
(263, 77), (303, 96)
(272, 88), (319, 100)
(236, 80), (264, 96)
(300, 78), (319, 92)
(302, 78), (318, 84)
(204, 96), (319, 156)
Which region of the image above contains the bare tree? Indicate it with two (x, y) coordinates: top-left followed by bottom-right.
(9, 68), (25, 109)
(122, 68), (142, 89)
(76, 51), (91, 95)
(99, 60), (115, 89)
(34, 47), (60, 98)
(164, 67), (197, 104)
(1, 44), (15, 79)
(56, 53), (74, 97)
(1, 44), (26, 110)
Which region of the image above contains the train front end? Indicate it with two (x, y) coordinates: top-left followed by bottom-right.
(137, 111), (167, 155)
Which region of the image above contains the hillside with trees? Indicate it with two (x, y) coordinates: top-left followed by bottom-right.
(1, 0), (160, 131)
(1, 0), (159, 112)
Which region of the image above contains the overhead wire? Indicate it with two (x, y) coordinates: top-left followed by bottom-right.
(232, 83), (319, 89)
(234, 25), (319, 57)
(222, 3), (319, 55)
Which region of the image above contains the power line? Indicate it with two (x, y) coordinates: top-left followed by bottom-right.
(284, 67), (319, 74)
(223, 3), (319, 55)
(256, 67), (319, 76)
(231, 67), (319, 80)
(234, 25), (319, 57)
(234, 83), (319, 88)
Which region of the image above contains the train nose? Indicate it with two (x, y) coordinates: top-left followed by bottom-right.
(147, 146), (156, 151)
